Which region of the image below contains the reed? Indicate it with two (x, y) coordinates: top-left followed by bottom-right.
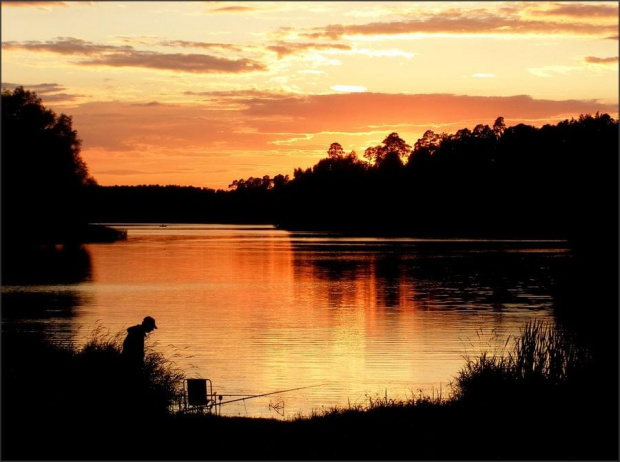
(451, 320), (591, 405)
(511, 320), (588, 382)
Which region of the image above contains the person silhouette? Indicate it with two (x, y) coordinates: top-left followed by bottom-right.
(122, 316), (158, 366)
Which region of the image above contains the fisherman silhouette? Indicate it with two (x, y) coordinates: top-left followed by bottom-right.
(122, 316), (157, 367)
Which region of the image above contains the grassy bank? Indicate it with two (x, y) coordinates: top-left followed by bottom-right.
(2, 322), (617, 460)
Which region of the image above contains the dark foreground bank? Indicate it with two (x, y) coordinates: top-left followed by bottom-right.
(4, 399), (615, 460)
(2, 325), (617, 460)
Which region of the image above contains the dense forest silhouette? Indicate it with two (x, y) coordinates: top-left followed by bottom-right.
(84, 113), (618, 244)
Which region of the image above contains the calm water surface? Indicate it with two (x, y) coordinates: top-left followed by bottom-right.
(2, 224), (570, 418)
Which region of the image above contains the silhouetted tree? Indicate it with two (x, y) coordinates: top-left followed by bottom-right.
(272, 174), (290, 189)
(313, 148), (365, 176)
(327, 142), (346, 159)
(364, 132), (411, 167)
(492, 116), (506, 139)
(2, 86), (97, 246)
(412, 130), (446, 156)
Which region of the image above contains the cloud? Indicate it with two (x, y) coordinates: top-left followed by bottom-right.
(183, 89), (292, 100)
(130, 101), (163, 107)
(266, 42), (352, 59)
(208, 6), (255, 14)
(80, 51), (265, 73)
(2, 1), (95, 6)
(471, 73), (496, 78)
(302, 9), (617, 40)
(531, 3), (618, 19)
(2, 37), (131, 55)
(183, 89), (304, 111)
(1, 2), (68, 7)
(159, 40), (245, 53)
(44, 92), (620, 143)
(331, 85), (367, 93)
(584, 56), (619, 65)
(31, 92), (84, 103)
(1, 81), (84, 103)
(240, 93), (618, 132)
(528, 65), (575, 78)
(352, 48), (415, 59)
(2, 82), (63, 92)
(265, 40), (414, 61)
(3, 37), (266, 74)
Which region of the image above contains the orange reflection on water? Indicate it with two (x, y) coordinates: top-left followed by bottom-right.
(70, 225), (559, 418)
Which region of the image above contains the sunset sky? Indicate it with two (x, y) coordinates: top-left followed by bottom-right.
(2, 1), (618, 190)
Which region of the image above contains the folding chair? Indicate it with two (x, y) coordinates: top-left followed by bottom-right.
(182, 378), (219, 414)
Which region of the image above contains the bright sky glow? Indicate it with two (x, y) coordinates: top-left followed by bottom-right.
(2, 1), (618, 189)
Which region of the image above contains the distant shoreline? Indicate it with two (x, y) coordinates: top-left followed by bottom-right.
(95, 221), (571, 242)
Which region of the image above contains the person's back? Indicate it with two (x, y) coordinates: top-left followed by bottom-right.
(121, 316), (157, 366)
(122, 324), (146, 365)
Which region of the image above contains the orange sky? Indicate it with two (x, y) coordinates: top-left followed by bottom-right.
(2, 1), (618, 190)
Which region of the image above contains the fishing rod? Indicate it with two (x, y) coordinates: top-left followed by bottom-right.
(215, 383), (331, 406)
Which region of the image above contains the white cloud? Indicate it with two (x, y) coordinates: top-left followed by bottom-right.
(528, 65), (574, 77)
(330, 85), (367, 93)
(352, 48), (415, 59)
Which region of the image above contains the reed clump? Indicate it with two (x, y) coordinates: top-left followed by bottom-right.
(451, 320), (592, 407)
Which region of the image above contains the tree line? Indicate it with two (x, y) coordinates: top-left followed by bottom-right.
(273, 113), (618, 243)
(84, 111), (618, 259)
(3, 86), (618, 248)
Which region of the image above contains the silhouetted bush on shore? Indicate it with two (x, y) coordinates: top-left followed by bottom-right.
(452, 321), (592, 406)
(2, 327), (183, 421)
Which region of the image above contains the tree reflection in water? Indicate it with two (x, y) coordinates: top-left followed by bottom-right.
(2, 244), (93, 341)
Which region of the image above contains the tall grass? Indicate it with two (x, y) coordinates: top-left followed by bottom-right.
(512, 321), (589, 382)
(78, 326), (186, 417)
(293, 387), (447, 421)
(451, 320), (591, 406)
(4, 326), (185, 424)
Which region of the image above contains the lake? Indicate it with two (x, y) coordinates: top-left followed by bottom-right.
(1, 224), (571, 418)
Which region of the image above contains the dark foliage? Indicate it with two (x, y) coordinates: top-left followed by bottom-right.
(277, 113), (618, 242)
(1, 87), (97, 247)
(1, 329), (184, 460)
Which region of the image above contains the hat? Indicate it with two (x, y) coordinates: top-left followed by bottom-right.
(143, 316), (158, 329)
